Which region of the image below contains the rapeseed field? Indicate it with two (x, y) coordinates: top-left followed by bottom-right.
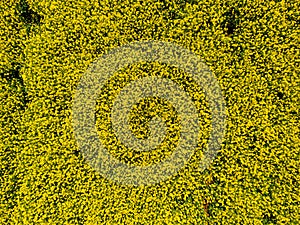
(1, 0), (299, 224)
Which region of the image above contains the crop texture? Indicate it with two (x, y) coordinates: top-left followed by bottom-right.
(0, 0), (299, 224)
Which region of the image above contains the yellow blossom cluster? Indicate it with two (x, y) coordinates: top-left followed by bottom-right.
(1, 0), (299, 224)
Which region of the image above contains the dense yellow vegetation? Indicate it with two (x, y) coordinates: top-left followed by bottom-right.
(1, 0), (299, 224)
